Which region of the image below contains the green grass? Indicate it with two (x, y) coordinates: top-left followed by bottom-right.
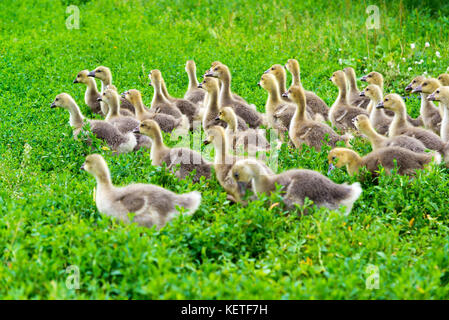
(1, 0), (449, 299)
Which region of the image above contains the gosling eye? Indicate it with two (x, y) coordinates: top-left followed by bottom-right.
(368, 75), (372, 78)
(366, 88), (370, 91)
(97, 70), (102, 73)
(332, 156), (336, 160)
(385, 98), (389, 102)
(412, 80), (416, 83)
(234, 172), (239, 179)
(214, 67), (218, 71)
(437, 90), (440, 94)
(55, 98), (59, 101)
(271, 67), (274, 70)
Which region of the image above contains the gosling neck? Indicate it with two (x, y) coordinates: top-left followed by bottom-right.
(225, 114), (238, 134)
(161, 79), (174, 101)
(133, 95), (147, 117)
(368, 93), (384, 119)
(100, 73), (112, 93)
(266, 83), (282, 110)
(84, 77), (100, 98)
(336, 81), (349, 106)
(292, 96), (307, 123)
(277, 71), (288, 94)
(105, 95), (121, 121)
(218, 69), (233, 102)
(94, 166), (113, 192)
(290, 65), (301, 87)
(249, 162), (272, 194)
(206, 88), (219, 113)
(389, 106), (409, 137)
(187, 66), (199, 91)
(361, 124), (385, 149)
(441, 102), (449, 143)
(347, 74), (358, 94)
(345, 151), (363, 176)
(152, 80), (171, 104)
(66, 98), (85, 129)
(212, 134), (228, 164)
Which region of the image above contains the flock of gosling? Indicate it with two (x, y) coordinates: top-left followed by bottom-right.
(50, 59), (449, 229)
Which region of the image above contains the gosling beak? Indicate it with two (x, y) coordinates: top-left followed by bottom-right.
(204, 71), (214, 77)
(376, 102), (384, 109)
(87, 71), (96, 77)
(281, 92), (288, 98)
(73, 79), (78, 84)
(202, 139), (210, 146)
(197, 83), (203, 89)
(97, 97), (102, 102)
(405, 84), (413, 92)
(120, 92), (126, 98)
(411, 85), (422, 93)
(284, 64), (288, 69)
(327, 163), (336, 175)
(215, 117), (220, 121)
(237, 181), (247, 196)
(359, 91), (365, 97)
(80, 163), (85, 171)
(148, 81), (152, 86)
(427, 93), (436, 101)
(360, 76), (368, 82)
(328, 77), (333, 81)
(132, 127), (140, 134)
(50, 102), (56, 108)
(263, 69), (269, 74)
(257, 82), (261, 87)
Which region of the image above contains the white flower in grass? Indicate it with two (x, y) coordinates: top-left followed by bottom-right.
(364, 68), (368, 73)
(338, 58), (343, 65)
(425, 42), (430, 48)
(423, 71), (428, 75)
(408, 67), (413, 71)
(402, 58), (406, 62)
(338, 48), (342, 52)
(364, 57), (368, 60)
(436, 51), (441, 58)
(433, 60), (436, 63)
(411, 43), (416, 49)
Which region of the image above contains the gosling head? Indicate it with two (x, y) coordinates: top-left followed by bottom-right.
(282, 85), (305, 103)
(329, 70), (346, 88)
(88, 66), (111, 82)
(284, 59), (300, 74)
(148, 69), (162, 86)
(122, 89), (141, 105)
(198, 76), (219, 92)
(405, 75), (425, 92)
(204, 63), (227, 78)
(360, 84), (382, 101)
(353, 114), (371, 132)
(73, 70), (91, 84)
(231, 160), (256, 196)
(360, 71), (383, 86)
(51, 93), (73, 109)
(412, 78), (441, 95)
(328, 148), (354, 172)
(376, 93), (404, 113)
(136, 119), (160, 138)
(428, 86), (449, 104)
(265, 64), (285, 78)
(185, 60), (196, 72)
(97, 88), (118, 104)
(258, 73), (277, 91)
(203, 125), (225, 146)
(438, 73), (449, 86)
(216, 107), (235, 122)
(81, 154), (108, 177)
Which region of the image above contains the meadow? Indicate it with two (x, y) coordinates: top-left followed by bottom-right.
(1, 0), (449, 299)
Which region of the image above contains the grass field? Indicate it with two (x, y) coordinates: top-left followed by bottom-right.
(1, 0), (449, 299)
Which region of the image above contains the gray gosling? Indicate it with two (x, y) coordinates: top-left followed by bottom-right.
(184, 60), (206, 106)
(329, 70), (369, 132)
(198, 77), (248, 131)
(328, 146), (440, 177)
(410, 77), (442, 134)
(284, 85), (351, 151)
(136, 120), (212, 182)
(343, 67), (370, 109)
(73, 70), (102, 115)
(87, 66), (135, 115)
(51, 93), (137, 153)
(205, 63), (264, 128)
(353, 114), (426, 154)
(284, 59), (329, 120)
(122, 89), (188, 133)
(359, 84), (391, 135)
(82, 154), (201, 229)
(217, 107), (270, 154)
(232, 158), (362, 215)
